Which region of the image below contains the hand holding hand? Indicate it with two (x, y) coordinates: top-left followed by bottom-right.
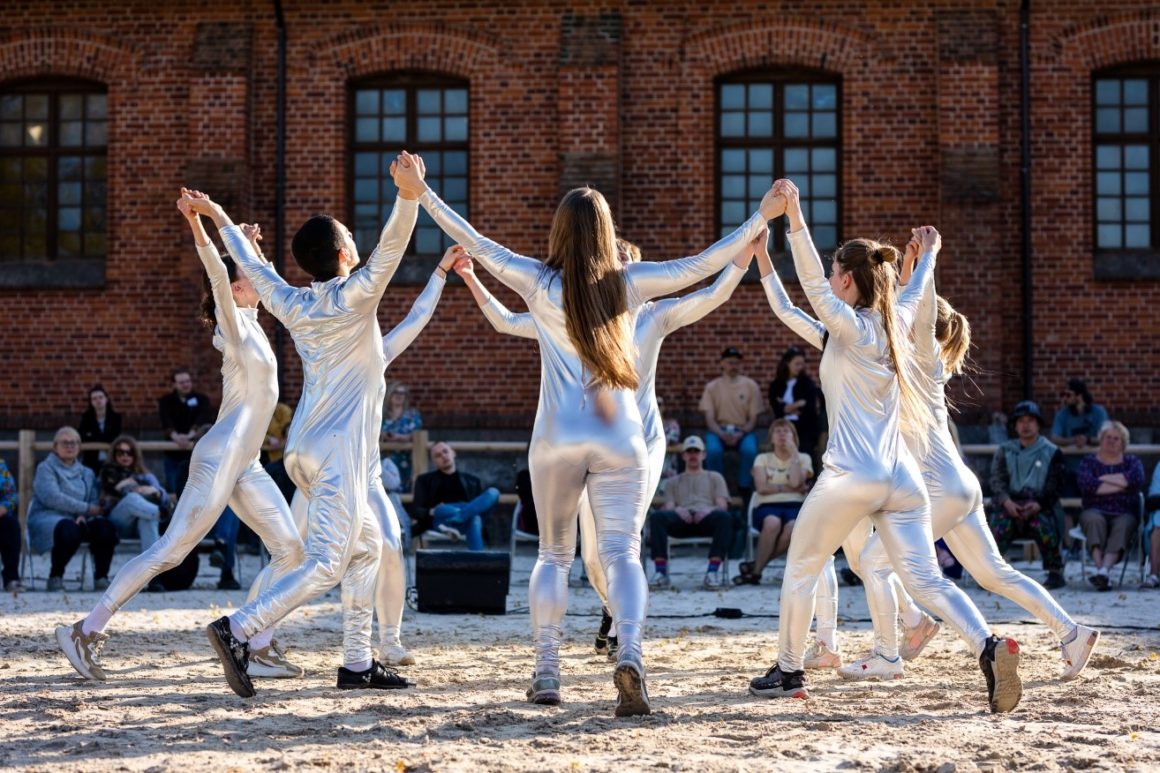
(453, 256), (476, 280)
(390, 151), (428, 199)
(759, 185), (787, 222)
(915, 225), (941, 255)
(439, 245), (468, 273)
(773, 179), (803, 229)
(240, 223), (262, 246)
(738, 227), (766, 269)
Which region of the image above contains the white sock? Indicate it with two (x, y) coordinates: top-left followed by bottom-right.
(345, 659), (372, 672)
(229, 617), (249, 643)
(1096, 566), (1109, 577)
(82, 600), (116, 636)
(249, 628), (275, 650)
(900, 607), (925, 629)
(816, 629), (837, 651)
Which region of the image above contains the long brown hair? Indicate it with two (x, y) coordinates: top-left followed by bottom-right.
(109, 434), (147, 474)
(934, 295), (971, 376)
(544, 188), (638, 390)
(832, 238), (933, 442)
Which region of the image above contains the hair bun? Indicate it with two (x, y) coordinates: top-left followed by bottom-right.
(872, 245), (899, 265)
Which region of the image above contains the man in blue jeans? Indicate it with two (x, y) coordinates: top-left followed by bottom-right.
(699, 347), (762, 498)
(409, 442), (498, 551)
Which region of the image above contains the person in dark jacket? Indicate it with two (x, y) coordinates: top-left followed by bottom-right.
(157, 369), (214, 496)
(78, 385), (123, 475)
(768, 346), (820, 461)
(409, 442), (498, 551)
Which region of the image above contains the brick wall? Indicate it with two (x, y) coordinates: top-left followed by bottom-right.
(0, 1), (1157, 435)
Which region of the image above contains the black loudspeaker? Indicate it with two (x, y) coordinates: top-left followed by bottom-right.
(415, 549), (510, 614)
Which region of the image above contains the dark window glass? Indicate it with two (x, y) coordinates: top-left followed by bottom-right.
(1093, 69), (1157, 252)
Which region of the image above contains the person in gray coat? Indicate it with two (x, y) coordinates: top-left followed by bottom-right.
(27, 426), (117, 591)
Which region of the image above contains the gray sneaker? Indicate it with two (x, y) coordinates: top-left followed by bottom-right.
(648, 573), (671, 591)
(613, 653), (651, 717)
(249, 640), (304, 679)
(56, 620), (109, 681)
(701, 571), (727, 590)
(526, 672), (561, 705)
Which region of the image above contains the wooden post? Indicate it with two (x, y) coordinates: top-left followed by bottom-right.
(17, 430), (35, 565)
(411, 429), (429, 483)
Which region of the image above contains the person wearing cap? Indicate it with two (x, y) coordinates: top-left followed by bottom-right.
(989, 400), (1067, 589)
(1050, 379), (1109, 450)
(699, 347), (763, 497)
(648, 436), (734, 590)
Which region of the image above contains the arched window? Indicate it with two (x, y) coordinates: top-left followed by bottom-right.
(716, 70), (840, 254)
(0, 79), (107, 270)
(1093, 66), (1158, 256)
(349, 73), (468, 257)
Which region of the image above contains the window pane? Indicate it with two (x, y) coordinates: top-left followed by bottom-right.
(813, 200), (837, 223)
(58, 157), (82, 181)
(1125, 172), (1149, 195)
(0, 157), (18, 181)
(25, 123), (47, 146)
(813, 174), (837, 197)
(720, 112), (744, 137)
(784, 85), (809, 110)
(748, 148), (773, 173)
(1094, 79), (1120, 106)
(1097, 224), (1122, 247)
(384, 89), (406, 115)
(83, 157), (103, 180)
(354, 152), (378, 177)
(0, 95), (19, 120)
(85, 121), (107, 146)
(812, 147), (836, 172)
(747, 112), (772, 136)
(84, 232), (105, 256)
(1096, 171), (1121, 195)
(58, 230), (81, 257)
(1123, 108), (1148, 133)
(748, 83), (773, 109)
(812, 112), (837, 137)
(1096, 145), (1120, 169)
(1124, 145), (1149, 170)
(445, 116), (468, 141)
(784, 148), (809, 173)
(24, 95), (47, 120)
(1096, 197), (1122, 221)
(746, 176), (768, 197)
(445, 89), (468, 113)
(416, 116), (440, 141)
(1125, 197), (1149, 221)
(88, 181), (105, 207)
(1123, 79), (1148, 106)
(721, 201), (747, 225)
(417, 90), (441, 114)
(59, 182), (82, 206)
(0, 123), (19, 146)
(355, 117), (378, 142)
(721, 174), (745, 198)
(86, 94), (107, 120)
(1125, 224), (1150, 247)
(444, 151), (467, 175)
(443, 177), (467, 201)
(354, 179), (377, 201)
(720, 84), (745, 110)
(721, 149), (745, 173)
(58, 207), (81, 231)
(1096, 108), (1120, 133)
(415, 226), (442, 253)
(784, 113), (809, 137)
(813, 85), (837, 110)
(813, 226), (837, 250)
(60, 94), (83, 120)
(355, 89), (379, 115)
(382, 117), (406, 142)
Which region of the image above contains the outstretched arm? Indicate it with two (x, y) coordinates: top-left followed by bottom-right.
(753, 226), (825, 350)
(180, 190), (242, 344)
(624, 186), (784, 304)
(382, 246), (459, 365)
(897, 227), (940, 373)
(456, 255), (536, 339)
(342, 178), (419, 312)
(394, 151), (541, 299)
(653, 229), (761, 336)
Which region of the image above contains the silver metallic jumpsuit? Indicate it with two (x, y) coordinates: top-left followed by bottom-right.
(479, 263), (749, 611)
(772, 225), (991, 674)
(225, 199), (416, 667)
(420, 187), (766, 677)
(858, 268), (1079, 656)
(95, 240), (304, 618)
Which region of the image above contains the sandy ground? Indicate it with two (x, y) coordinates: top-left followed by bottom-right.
(1, 547), (1158, 772)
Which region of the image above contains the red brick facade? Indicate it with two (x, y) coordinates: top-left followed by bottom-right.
(1, 1), (1157, 433)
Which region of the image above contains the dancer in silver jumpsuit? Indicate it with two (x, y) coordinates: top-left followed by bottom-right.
(395, 150), (779, 715)
(755, 234), (940, 672)
(57, 195), (305, 683)
(850, 248), (1100, 682)
(748, 180), (1023, 713)
(458, 237), (760, 656)
(202, 180), (417, 697)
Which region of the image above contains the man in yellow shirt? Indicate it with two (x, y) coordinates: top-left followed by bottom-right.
(699, 347), (763, 497)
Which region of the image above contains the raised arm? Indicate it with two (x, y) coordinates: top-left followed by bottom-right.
(897, 228), (940, 372)
(179, 191), (243, 345)
(456, 255), (536, 339)
(652, 233), (757, 336)
(393, 151), (542, 299)
(624, 187), (783, 304)
(754, 227), (825, 350)
(382, 247), (457, 365)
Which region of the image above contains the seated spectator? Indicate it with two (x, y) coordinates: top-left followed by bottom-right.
(699, 347), (762, 497)
(657, 396), (682, 484)
(1050, 379), (1109, 450)
(78, 384), (122, 475)
(27, 427), (117, 591)
(1143, 460), (1160, 589)
(410, 441), (498, 551)
(381, 381), (422, 492)
(99, 436), (169, 553)
(768, 346), (820, 461)
(734, 419), (813, 586)
(380, 456), (412, 550)
(1077, 421), (1144, 591)
(989, 401), (1066, 589)
(648, 436), (734, 590)
(158, 369), (214, 496)
(0, 457), (21, 592)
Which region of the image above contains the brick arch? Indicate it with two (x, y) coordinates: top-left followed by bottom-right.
(0, 28), (139, 85)
(323, 24), (502, 82)
(674, 18), (873, 254)
(1048, 11), (1160, 71)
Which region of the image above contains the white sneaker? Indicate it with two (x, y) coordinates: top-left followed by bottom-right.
(701, 571), (727, 590)
(803, 639), (842, 669)
(380, 642), (416, 666)
(249, 640), (304, 678)
(838, 651), (904, 681)
(56, 621), (108, 681)
(899, 615), (940, 661)
(436, 524), (464, 541)
(1060, 624), (1100, 681)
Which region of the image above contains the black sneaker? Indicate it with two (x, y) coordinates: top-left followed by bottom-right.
(613, 655), (651, 717)
(1091, 574), (1111, 592)
(594, 608), (613, 654)
(206, 616), (254, 698)
(839, 567), (862, 587)
(208, 540), (226, 568)
(336, 660), (413, 690)
(606, 635), (619, 661)
(1043, 571), (1066, 590)
(979, 635), (1022, 713)
(218, 571), (241, 591)
(748, 663), (808, 699)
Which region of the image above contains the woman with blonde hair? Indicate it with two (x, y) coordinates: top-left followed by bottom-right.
(1078, 420), (1144, 591)
(747, 178), (1022, 714)
(394, 150), (780, 716)
(380, 380), (422, 492)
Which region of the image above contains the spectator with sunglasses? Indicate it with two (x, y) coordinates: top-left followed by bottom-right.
(99, 435), (169, 553)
